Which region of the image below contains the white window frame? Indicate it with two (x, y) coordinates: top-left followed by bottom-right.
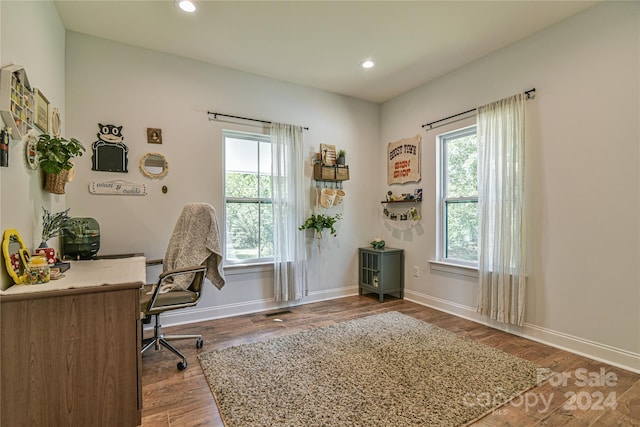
(436, 125), (478, 268)
(223, 129), (273, 266)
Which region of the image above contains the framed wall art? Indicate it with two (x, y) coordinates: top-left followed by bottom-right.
(34, 88), (50, 133)
(320, 143), (336, 165)
(146, 128), (162, 144)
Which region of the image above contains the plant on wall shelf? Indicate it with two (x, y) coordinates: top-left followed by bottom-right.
(36, 133), (85, 194)
(299, 213), (342, 239)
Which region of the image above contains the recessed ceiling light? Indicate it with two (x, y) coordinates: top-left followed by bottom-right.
(177, 0), (197, 13)
(361, 60), (375, 69)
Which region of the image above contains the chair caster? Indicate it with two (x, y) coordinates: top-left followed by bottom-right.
(196, 338), (204, 349)
(177, 360), (187, 370)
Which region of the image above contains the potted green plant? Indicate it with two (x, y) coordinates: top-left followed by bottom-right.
(40, 207), (71, 248)
(337, 149), (346, 165)
(36, 133), (85, 194)
(299, 213), (342, 239)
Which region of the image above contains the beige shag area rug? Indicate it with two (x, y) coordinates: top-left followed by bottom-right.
(199, 311), (546, 426)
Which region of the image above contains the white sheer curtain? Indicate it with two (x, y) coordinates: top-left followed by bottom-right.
(271, 123), (308, 301)
(476, 93), (527, 326)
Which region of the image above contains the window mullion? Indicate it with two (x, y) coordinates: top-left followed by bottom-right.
(444, 196), (478, 203)
(226, 197), (271, 204)
(256, 143), (261, 258)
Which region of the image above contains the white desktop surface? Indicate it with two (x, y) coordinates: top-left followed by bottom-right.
(1, 256), (146, 295)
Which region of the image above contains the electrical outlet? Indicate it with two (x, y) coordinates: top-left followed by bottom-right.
(413, 266), (420, 277)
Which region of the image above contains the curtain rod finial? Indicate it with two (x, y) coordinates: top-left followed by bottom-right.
(525, 88), (536, 100)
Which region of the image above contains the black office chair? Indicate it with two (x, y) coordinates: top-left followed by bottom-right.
(140, 262), (207, 370)
(140, 203), (224, 370)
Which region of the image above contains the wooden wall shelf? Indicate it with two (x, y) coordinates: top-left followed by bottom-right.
(381, 199), (421, 204)
(0, 65), (34, 140)
(313, 163), (349, 181)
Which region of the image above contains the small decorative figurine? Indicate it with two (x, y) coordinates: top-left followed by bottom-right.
(371, 238), (385, 250)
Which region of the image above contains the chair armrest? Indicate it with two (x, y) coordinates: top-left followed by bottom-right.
(145, 265), (208, 312)
(159, 265), (207, 281)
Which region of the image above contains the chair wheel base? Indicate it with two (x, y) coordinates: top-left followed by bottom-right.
(177, 361), (187, 370)
(196, 338), (204, 349)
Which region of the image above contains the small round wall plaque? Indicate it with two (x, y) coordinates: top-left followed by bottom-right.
(51, 108), (61, 137)
(25, 132), (38, 170)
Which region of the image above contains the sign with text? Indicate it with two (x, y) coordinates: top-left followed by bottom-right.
(89, 180), (147, 196)
(387, 135), (421, 185)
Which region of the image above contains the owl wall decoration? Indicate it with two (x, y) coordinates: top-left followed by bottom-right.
(91, 123), (129, 172)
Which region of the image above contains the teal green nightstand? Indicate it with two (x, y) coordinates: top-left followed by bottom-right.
(358, 247), (404, 302)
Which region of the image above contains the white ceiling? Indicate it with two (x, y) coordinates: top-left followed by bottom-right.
(54, 1), (597, 104)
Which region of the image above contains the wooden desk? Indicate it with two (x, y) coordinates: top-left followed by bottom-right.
(0, 257), (145, 427)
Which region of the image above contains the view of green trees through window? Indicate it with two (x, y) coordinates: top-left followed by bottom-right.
(224, 132), (273, 263)
(224, 128), (478, 264)
(443, 128), (478, 263)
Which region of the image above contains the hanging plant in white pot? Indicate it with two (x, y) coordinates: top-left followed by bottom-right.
(299, 213), (342, 251)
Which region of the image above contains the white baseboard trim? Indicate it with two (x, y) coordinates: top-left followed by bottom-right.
(146, 285), (359, 329)
(404, 289), (640, 374)
(307, 285), (359, 302)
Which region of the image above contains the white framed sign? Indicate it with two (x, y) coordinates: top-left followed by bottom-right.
(89, 180), (147, 196)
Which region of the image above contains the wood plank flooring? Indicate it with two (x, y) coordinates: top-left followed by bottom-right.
(140, 296), (640, 426)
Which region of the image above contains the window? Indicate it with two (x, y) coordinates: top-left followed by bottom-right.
(438, 126), (478, 265)
(223, 130), (273, 264)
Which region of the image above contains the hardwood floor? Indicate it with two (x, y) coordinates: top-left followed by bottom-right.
(140, 296), (640, 426)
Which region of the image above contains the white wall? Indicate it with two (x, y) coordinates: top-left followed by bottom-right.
(381, 1), (640, 371)
(0, 1), (66, 290)
(64, 32), (380, 317)
(3, 0), (637, 373)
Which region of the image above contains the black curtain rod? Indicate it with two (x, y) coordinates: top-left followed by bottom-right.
(207, 111), (309, 130)
(421, 88), (536, 130)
